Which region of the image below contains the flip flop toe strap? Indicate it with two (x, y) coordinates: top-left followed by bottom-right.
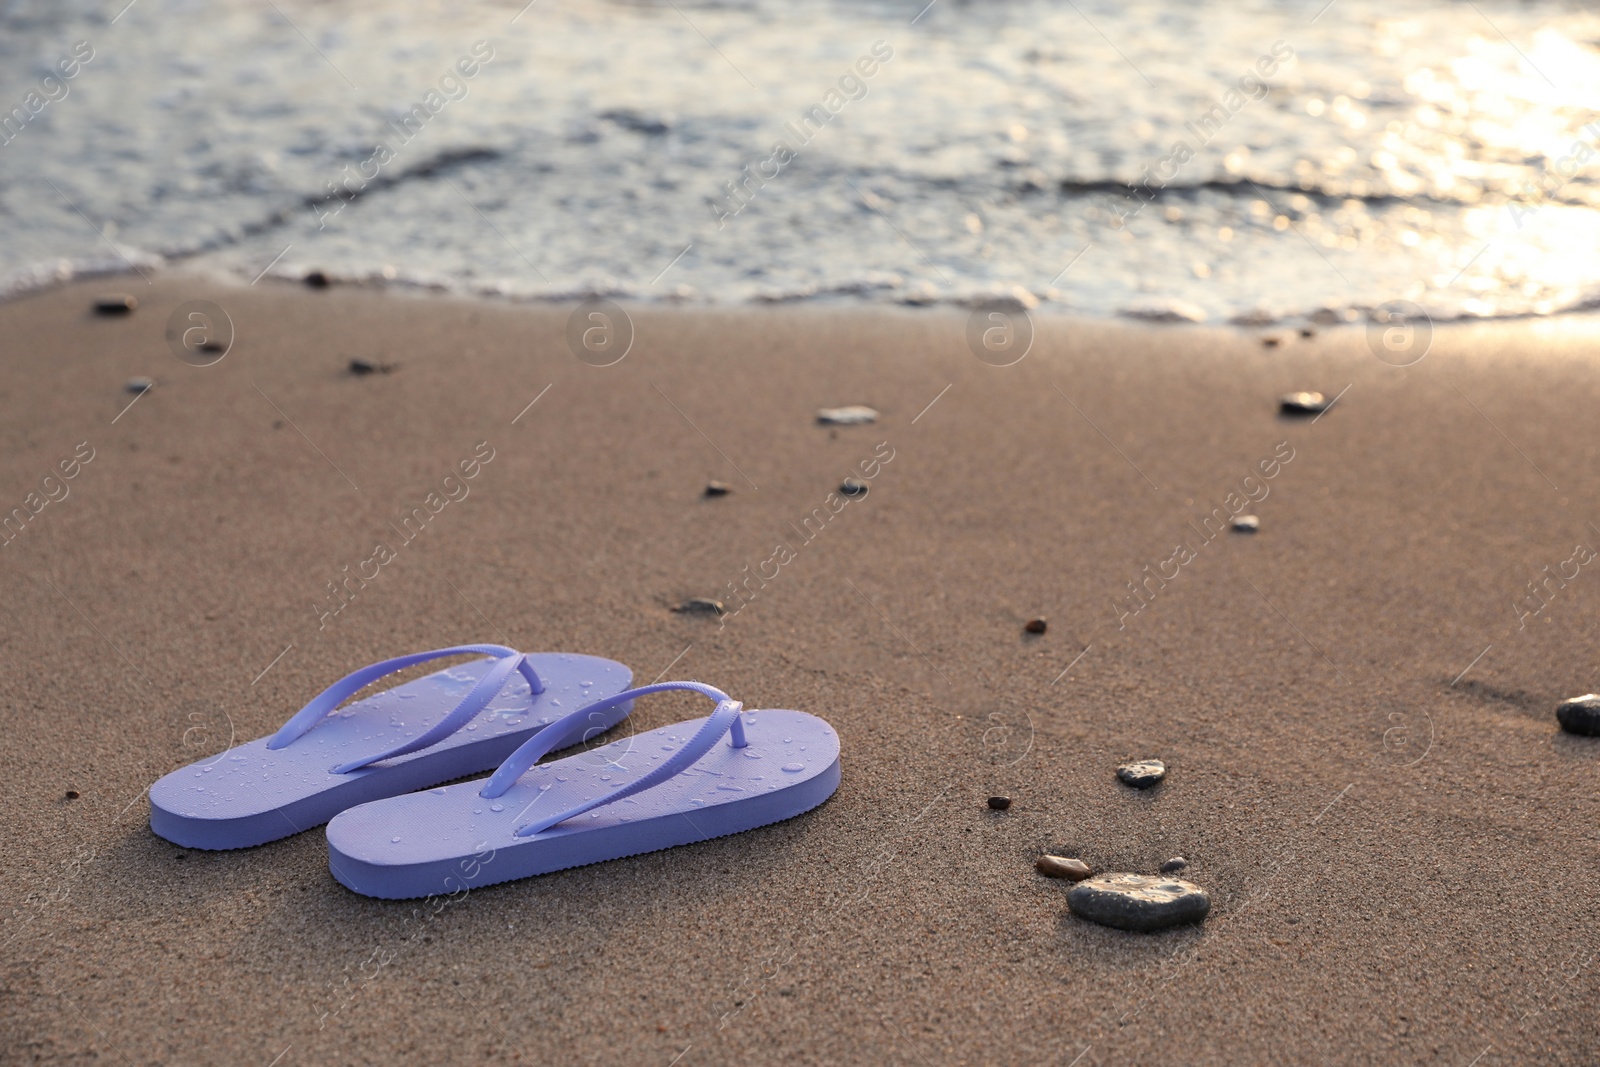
(264, 644), (547, 773)
(473, 680), (749, 837)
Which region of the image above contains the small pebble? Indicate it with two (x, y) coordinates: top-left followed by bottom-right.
(64, 789), (80, 800)
(1035, 855), (1092, 881)
(304, 269), (331, 288)
(125, 377), (153, 394)
(1024, 617), (1048, 634)
(93, 294), (137, 315)
(1160, 856), (1188, 874)
(1232, 515), (1260, 533)
(673, 597), (724, 616)
(987, 795), (1011, 811)
(840, 477), (868, 497)
(1067, 873), (1210, 932)
(1556, 694), (1600, 737)
(1261, 335), (1281, 348)
(1117, 759), (1166, 789)
(1279, 391), (1329, 415)
(816, 405), (879, 425)
(1299, 327), (1316, 339)
(704, 481), (731, 497)
(348, 358), (379, 375)
(197, 339), (226, 353)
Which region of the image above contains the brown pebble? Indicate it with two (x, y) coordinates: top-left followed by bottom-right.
(93, 294), (137, 315)
(64, 789), (80, 800)
(304, 270), (330, 289)
(1299, 327), (1316, 339)
(704, 481), (731, 497)
(1279, 391), (1330, 416)
(987, 795), (1011, 811)
(1024, 617), (1047, 634)
(1160, 856), (1188, 874)
(1036, 855), (1093, 881)
(1261, 335), (1281, 348)
(673, 597), (724, 616)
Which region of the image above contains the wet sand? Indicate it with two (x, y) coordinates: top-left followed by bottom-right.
(3, 275), (1600, 1064)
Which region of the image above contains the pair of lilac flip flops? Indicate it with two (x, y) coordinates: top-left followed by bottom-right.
(149, 645), (840, 899)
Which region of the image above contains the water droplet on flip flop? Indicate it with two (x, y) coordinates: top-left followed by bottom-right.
(490, 803), (504, 812)
(782, 762), (806, 773)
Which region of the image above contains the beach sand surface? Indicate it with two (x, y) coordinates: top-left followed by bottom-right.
(3, 277), (1599, 1064)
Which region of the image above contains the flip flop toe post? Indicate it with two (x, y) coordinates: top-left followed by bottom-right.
(150, 647), (633, 850)
(326, 681), (840, 899)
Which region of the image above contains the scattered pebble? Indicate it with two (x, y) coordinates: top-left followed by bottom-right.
(704, 481), (731, 497)
(817, 405), (879, 425)
(673, 597), (724, 616)
(349, 358), (378, 375)
(1556, 694), (1600, 737)
(840, 477), (868, 497)
(1117, 759), (1166, 789)
(1261, 335), (1281, 348)
(125, 377), (153, 394)
(64, 789), (80, 800)
(1160, 856), (1188, 874)
(1232, 515), (1260, 533)
(197, 339), (226, 353)
(1024, 617), (1048, 634)
(1299, 327), (1316, 339)
(987, 795), (1011, 811)
(304, 269), (331, 289)
(1280, 391), (1329, 416)
(1036, 855), (1093, 881)
(1067, 873), (1211, 932)
(93, 294), (137, 315)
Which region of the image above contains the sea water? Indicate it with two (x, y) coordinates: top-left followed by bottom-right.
(1, 0), (1598, 325)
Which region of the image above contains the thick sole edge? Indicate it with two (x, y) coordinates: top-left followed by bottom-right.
(329, 756), (842, 899)
(149, 698), (634, 850)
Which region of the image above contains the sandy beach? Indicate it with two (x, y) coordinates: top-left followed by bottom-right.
(4, 275), (1600, 1065)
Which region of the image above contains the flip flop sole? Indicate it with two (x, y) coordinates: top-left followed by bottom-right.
(150, 654), (632, 850)
(326, 709), (840, 899)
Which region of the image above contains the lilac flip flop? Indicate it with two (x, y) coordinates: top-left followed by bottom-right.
(325, 681), (840, 899)
(150, 646), (633, 850)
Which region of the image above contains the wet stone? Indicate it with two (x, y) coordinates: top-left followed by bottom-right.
(93, 293), (137, 315)
(987, 795), (1011, 811)
(304, 269), (331, 288)
(1024, 617), (1048, 634)
(1067, 873), (1210, 932)
(840, 477), (868, 497)
(673, 597), (724, 616)
(704, 481), (731, 497)
(1160, 856), (1188, 874)
(1036, 855), (1092, 881)
(125, 377), (153, 394)
(817, 405), (879, 425)
(64, 789), (80, 800)
(1232, 515), (1260, 533)
(1280, 391), (1329, 415)
(1556, 694), (1600, 737)
(1117, 759), (1165, 788)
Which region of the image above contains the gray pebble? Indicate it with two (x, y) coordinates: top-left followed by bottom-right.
(93, 294), (137, 315)
(1068, 873), (1210, 932)
(304, 269), (331, 288)
(673, 597), (724, 616)
(1280, 391), (1329, 415)
(1556, 694), (1600, 737)
(704, 481), (731, 497)
(1160, 856), (1188, 874)
(1116, 759), (1166, 789)
(1036, 855), (1092, 881)
(817, 405), (879, 425)
(1232, 515), (1260, 533)
(840, 477), (868, 497)
(124, 377), (153, 394)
